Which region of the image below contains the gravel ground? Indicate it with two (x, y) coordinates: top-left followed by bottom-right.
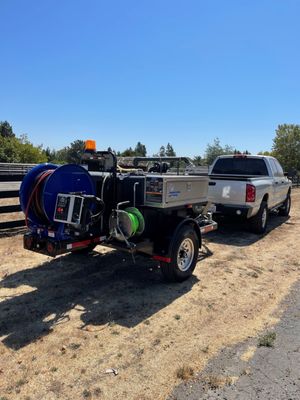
(1, 190), (299, 399)
(169, 280), (300, 400)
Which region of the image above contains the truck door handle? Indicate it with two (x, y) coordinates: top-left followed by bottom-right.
(209, 182), (216, 186)
(275, 182), (278, 184)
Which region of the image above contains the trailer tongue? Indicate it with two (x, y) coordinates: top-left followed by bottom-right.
(20, 141), (217, 282)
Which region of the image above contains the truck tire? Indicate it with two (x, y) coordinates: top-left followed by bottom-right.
(278, 193), (291, 216)
(160, 226), (199, 282)
(249, 201), (268, 234)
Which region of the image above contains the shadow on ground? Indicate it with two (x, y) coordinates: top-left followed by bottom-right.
(207, 214), (289, 247)
(0, 246), (213, 349)
(1, 214), (287, 350)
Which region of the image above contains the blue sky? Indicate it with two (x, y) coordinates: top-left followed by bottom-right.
(0, 0), (299, 157)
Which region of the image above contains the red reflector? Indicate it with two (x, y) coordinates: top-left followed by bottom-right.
(246, 184), (256, 202)
(72, 239), (93, 249)
(71, 237), (102, 250)
(153, 255), (172, 263)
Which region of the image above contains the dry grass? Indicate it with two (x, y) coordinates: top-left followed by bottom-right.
(0, 190), (300, 399)
(176, 365), (194, 380)
(204, 374), (237, 389)
(240, 345), (256, 362)
(258, 331), (276, 347)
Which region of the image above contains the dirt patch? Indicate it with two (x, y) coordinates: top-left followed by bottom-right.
(0, 190), (300, 400)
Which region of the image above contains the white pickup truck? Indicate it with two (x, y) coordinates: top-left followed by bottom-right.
(208, 155), (292, 233)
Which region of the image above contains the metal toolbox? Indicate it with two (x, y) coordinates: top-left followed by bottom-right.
(144, 174), (209, 208)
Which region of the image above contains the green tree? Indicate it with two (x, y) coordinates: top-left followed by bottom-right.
(165, 143), (176, 156)
(258, 150), (273, 156)
(18, 143), (47, 163)
(0, 121), (15, 138)
(134, 142), (147, 156)
(204, 138), (235, 165)
(192, 155), (203, 166)
(66, 140), (85, 163)
(55, 140), (85, 164)
(44, 146), (59, 162)
(272, 124), (300, 172)
(0, 133), (47, 163)
(121, 147), (135, 157)
(54, 148), (68, 163)
(0, 136), (20, 162)
(159, 146), (166, 157)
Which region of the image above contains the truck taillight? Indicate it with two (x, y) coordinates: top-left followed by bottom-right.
(246, 184), (256, 202)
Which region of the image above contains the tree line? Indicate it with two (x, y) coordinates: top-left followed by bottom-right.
(0, 121), (177, 164)
(0, 121), (48, 163)
(1, 121), (299, 173)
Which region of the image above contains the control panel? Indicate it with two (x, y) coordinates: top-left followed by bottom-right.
(145, 177), (163, 204)
(54, 194), (84, 225)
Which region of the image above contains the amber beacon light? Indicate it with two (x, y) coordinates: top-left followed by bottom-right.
(85, 140), (96, 152)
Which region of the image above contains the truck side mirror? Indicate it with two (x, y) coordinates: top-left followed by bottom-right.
(284, 172), (289, 177)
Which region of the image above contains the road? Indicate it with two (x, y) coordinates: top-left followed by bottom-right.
(169, 282), (300, 400)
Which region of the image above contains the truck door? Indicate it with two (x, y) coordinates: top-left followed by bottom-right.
(274, 159), (289, 202)
(269, 159), (281, 206)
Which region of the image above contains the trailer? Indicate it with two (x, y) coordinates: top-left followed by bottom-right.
(20, 141), (217, 282)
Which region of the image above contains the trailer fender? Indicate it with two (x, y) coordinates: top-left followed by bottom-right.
(171, 218), (202, 251)
(153, 218), (202, 263)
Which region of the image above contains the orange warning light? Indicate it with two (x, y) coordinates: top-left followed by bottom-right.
(85, 140), (96, 151)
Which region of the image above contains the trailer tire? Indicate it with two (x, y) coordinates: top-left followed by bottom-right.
(160, 226), (199, 282)
(249, 201), (268, 234)
(278, 193), (291, 216)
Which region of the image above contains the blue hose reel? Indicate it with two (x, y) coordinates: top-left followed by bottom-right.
(20, 163), (96, 229)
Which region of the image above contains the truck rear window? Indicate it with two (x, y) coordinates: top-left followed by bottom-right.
(211, 158), (268, 176)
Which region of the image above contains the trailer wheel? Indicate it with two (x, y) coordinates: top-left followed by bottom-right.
(249, 201), (268, 234)
(160, 226), (199, 282)
(278, 193), (291, 216)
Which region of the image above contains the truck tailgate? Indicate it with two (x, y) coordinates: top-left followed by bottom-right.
(208, 176), (249, 205)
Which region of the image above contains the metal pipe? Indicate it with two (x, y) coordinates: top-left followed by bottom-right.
(100, 174), (109, 231)
(133, 182), (139, 208)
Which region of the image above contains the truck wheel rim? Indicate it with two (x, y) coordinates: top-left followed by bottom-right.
(177, 238), (194, 272)
(262, 208), (267, 228)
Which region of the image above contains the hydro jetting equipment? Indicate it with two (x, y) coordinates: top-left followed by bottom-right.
(20, 163), (104, 231)
(21, 140), (217, 282)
